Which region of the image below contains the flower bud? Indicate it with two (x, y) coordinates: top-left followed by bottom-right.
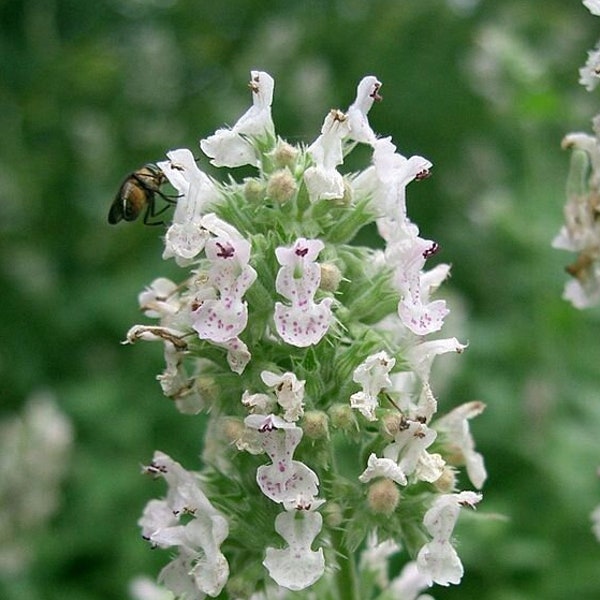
(328, 403), (358, 432)
(266, 168), (297, 204)
(221, 417), (246, 444)
(319, 262), (343, 293)
(367, 479), (400, 515)
(270, 139), (299, 168)
(323, 502), (343, 528)
(302, 410), (329, 440)
(432, 466), (457, 493)
(244, 177), (266, 204)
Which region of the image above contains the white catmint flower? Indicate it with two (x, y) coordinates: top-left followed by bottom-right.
(388, 561), (435, 600)
(157, 149), (220, 264)
(138, 451), (229, 598)
(434, 401), (487, 490)
(263, 510), (325, 591)
(592, 503), (600, 542)
(129, 576), (174, 600)
(584, 0), (600, 16)
(359, 452), (410, 486)
(555, 126), (600, 307)
(367, 136), (432, 225)
(580, 44), (600, 92)
(346, 75), (382, 146)
(274, 238), (333, 347)
(359, 533), (401, 589)
(200, 70), (275, 168)
(416, 491), (482, 586)
(405, 337), (468, 385)
(304, 109), (349, 202)
(192, 236), (257, 343)
(261, 370), (306, 422)
(349, 351), (396, 421)
(138, 277), (181, 320)
(244, 414), (320, 508)
(215, 336), (251, 374)
(381, 420), (444, 485)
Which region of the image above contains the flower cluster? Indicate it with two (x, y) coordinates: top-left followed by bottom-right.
(557, 1), (600, 547)
(125, 70), (485, 598)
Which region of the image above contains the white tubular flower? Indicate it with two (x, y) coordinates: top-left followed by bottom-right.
(138, 451), (229, 598)
(584, 0), (600, 16)
(405, 337), (467, 385)
(346, 75), (381, 145)
(388, 561), (435, 600)
(157, 149), (220, 264)
(349, 351), (395, 421)
(215, 337), (251, 374)
(263, 510), (325, 591)
(244, 414), (320, 507)
(359, 533), (401, 589)
(592, 503), (600, 542)
(200, 70), (275, 168)
(138, 278), (181, 320)
(434, 401), (487, 490)
(304, 109), (349, 202)
(242, 390), (276, 414)
(129, 576), (174, 600)
(192, 237), (257, 343)
(580, 44), (600, 92)
(416, 491), (482, 587)
(382, 420), (444, 485)
(261, 370), (306, 422)
(274, 238), (333, 347)
(368, 136), (432, 224)
(359, 452), (408, 486)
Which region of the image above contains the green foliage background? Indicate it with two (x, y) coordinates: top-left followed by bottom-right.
(1, 0), (599, 598)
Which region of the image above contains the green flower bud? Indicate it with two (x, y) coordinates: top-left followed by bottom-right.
(328, 403), (358, 432)
(244, 177), (266, 204)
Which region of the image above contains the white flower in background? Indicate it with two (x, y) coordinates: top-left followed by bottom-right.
(416, 491), (481, 586)
(555, 121), (600, 307)
(389, 561), (435, 600)
(584, 0), (600, 16)
(350, 351), (396, 421)
(274, 238), (333, 347)
(434, 401), (487, 489)
(359, 533), (401, 589)
(261, 370), (306, 422)
(592, 503), (600, 542)
(138, 451), (229, 598)
(201, 70), (275, 168)
(129, 576), (174, 600)
(0, 394), (72, 574)
(263, 510), (325, 590)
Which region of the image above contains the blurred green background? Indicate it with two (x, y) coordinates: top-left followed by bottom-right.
(1, 0), (599, 598)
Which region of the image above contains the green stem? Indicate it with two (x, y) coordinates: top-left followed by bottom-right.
(330, 519), (360, 600)
(324, 446), (361, 600)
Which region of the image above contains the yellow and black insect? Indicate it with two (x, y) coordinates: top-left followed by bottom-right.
(108, 163), (175, 225)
